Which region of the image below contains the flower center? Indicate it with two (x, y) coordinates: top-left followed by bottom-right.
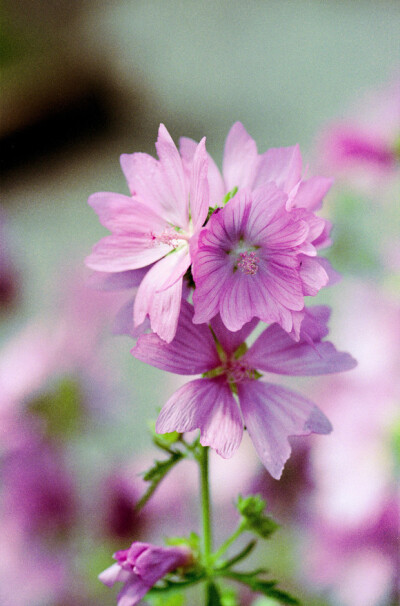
(237, 250), (260, 275)
(223, 358), (258, 384)
(148, 227), (188, 249)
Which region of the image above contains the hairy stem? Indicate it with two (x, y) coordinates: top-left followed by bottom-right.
(199, 445), (213, 571)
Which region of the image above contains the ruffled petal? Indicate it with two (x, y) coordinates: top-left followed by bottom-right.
(189, 137), (209, 231)
(155, 124), (189, 227)
(238, 381), (332, 479)
(156, 378), (243, 459)
(88, 192), (166, 234)
(223, 122), (259, 191)
(132, 301), (219, 374)
(290, 176), (333, 211)
(120, 152), (176, 223)
(254, 144), (302, 193)
(244, 321), (357, 376)
(86, 235), (170, 272)
(299, 256), (329, 296)
(134, 256), (184, 342)
(156, 247), (191, 291)
(180, 136), (225, 206)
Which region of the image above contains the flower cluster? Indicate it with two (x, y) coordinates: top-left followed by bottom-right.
(87, 123), (357, 603)
(87, 122), (355, 470)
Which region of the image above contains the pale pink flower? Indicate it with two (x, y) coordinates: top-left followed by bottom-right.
(86, 124), (209, 342)
(132, 302), (356, 479)
(99, 542), (192, 606)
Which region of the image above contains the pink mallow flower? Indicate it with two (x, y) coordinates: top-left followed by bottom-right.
(191, 184), (330, 336)
(86, 124), (209, 342)
(132, 302), (356, 479)
(99, 542), (193, 606)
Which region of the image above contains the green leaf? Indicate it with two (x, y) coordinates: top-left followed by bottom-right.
(223, 572), (300, 605)
(207, 581), (222, 606)
(236, 495), (279, 539)
(220, 586), (239, 606)
(217, 540), (257, 570)
(135, 451), (184, 511)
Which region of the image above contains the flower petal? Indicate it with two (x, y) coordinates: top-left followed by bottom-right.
(155, 124), (189, 227)
(254, 144), (302, 193)
(117, 577), (149, 606)
(244, 322), (357, 376)
(180, 136), (225, 206)
(156, 378), (243, 459)
(98, 563), (131, 588)
(238, 381), (332, 479)
(189, 137), (210, 231)
(87, 268), (148, 291)
(291, 176), (333, 211)
(88, 192), (167, 234)
(210, 314), (259, 356)
(134, 256), (184, 342)
(86, 235), (171, 272)
(223, 122), (259, 191)
(132, 301), (219, 374)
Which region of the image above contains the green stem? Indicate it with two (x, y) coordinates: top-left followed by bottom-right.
(199, 445), (212, 571)
(212, 521), (246, 564)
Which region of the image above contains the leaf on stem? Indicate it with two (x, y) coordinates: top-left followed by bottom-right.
(236, 495), (279, 539)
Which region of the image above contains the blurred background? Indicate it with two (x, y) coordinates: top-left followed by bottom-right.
(1, 1), (399, 605)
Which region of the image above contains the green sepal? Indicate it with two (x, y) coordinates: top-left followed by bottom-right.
(236, 495), (279, 539)
(166, 532), (200, 560)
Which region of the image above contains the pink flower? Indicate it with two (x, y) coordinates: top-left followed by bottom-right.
(191, 185), (330, 335)
(317, 79), (400, 190)
(132, 302), (356, 479)
(86, 124), (209, 342)
(99, 542), (192, 606)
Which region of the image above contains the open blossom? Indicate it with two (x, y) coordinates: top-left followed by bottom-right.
(132, 302), (356, 479)
(181, 122), (335, 335)
(191, 185), (329, 335)
(99, 542), (192, 606)
(86, 124), (209, 342)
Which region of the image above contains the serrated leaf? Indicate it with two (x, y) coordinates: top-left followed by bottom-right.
(135, 451), (184, 511)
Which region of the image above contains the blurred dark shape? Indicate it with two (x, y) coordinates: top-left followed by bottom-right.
(0, 1), (145, 177)
(101, 471), (148, 541)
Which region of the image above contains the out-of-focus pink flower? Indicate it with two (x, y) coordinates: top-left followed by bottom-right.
(191, 185), (329, 336)
(1, 437), (77, 537)
(132, 301), (356, 479)
(0, 516), (68, 606)
(99, 541), (193, 606)
(86, 124), (209, 342)
(302, 283), (400, 605)
(317, 79), (400, 190)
